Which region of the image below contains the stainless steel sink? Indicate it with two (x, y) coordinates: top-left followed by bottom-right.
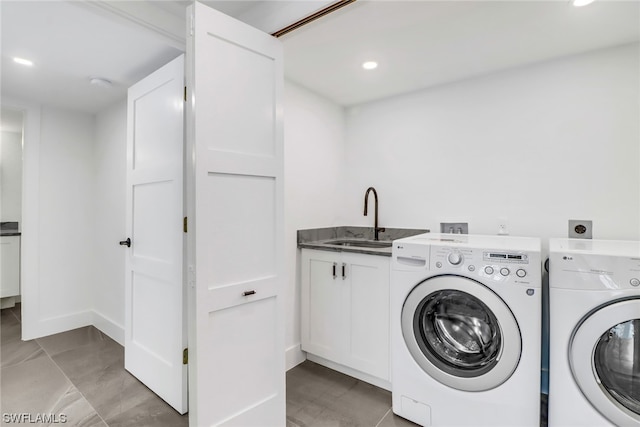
(323, 239), (392, 248)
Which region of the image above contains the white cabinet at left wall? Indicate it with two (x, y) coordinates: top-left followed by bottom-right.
(0, 235), (20, 297)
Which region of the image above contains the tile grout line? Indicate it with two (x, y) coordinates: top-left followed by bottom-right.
(32, 328), (110, 426)
(9, 306), (20, 323)
(375, 407), (393, 427)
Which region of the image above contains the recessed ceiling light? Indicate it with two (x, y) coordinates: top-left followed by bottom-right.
(89, 77), (113, 88)
(573, 0), (595, 7)
(13, 57), (33, 66)
(362, 61), (378, 70)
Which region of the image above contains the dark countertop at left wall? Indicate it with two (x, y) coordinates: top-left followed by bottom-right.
(0, 222), (21, 236)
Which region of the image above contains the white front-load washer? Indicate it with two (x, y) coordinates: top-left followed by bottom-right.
(391, 233), (542, 426)
(549, 238), (640, 426)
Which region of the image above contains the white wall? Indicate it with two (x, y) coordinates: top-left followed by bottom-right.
(284, 80), (345, 368)
(34, 107), (95, 333)
(92, 100), (127, 344)
(341, 43), (640, 249)
(0, 131), (23, 222)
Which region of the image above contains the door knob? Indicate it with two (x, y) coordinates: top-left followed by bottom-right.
(119, 238), (131, 247)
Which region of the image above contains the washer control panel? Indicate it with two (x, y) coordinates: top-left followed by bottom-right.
(484, 251), (529, 263)
(431, 245), (535, 286)
(447, 251), (464, 266)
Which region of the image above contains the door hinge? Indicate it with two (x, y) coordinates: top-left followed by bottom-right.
(184, 86), (187, 102)
(183, 348), (188, 365)
(183, 217), (188, 233)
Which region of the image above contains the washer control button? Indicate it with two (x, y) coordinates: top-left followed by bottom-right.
(631, 278), (640, 287)
(468, 265), (475, 272)
(484, 266), (494, 275)
(516, 269), (527, 278)
(435, 261), (443, 268)
(500, 268), (510, 276)
(447, 252), (463, 266)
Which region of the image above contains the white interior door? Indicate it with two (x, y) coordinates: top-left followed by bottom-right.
(125, 54), (187, 414)
(185, 3), (285, 426)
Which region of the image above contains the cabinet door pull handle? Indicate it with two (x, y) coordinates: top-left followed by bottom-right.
(342, 263), (346, 280)
(119, 238), (131, 247)
(243, 290), (256, 296)
(332, 262), (337, 279)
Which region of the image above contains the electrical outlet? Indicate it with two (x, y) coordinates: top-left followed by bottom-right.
(497, 217), (509, 236)
(440, 222), (468, 234)
(569, 219), (592, 239)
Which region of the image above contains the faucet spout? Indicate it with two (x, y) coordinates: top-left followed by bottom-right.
(364, 187), (385, 241)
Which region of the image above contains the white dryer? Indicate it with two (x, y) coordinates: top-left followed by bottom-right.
(391, 233), (542, 426)
(549, 238), (640, 426)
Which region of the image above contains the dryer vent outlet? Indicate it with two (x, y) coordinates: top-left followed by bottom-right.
(568, 219), (592, 239)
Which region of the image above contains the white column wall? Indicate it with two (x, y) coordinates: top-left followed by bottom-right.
(284, 80), (346, 369)
(33, 106), (95, 334)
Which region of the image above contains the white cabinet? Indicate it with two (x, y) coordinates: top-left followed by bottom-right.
(1, 236), (20, 297)
(301, 248), (390, 384)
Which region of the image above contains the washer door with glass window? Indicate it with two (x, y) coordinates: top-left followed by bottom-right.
(401, 275), (521, 392)
(570, 298), (640, 426)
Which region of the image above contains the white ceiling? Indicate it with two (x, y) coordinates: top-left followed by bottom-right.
(0, 0), (333, 115)
(281, 0), (640, 106)
(1, 0), (638, 120)
(0, 1), (184, 114)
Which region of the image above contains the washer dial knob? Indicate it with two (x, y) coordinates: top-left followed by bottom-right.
(447, 252), (463, 266)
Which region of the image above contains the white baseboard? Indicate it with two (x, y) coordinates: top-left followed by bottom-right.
(285, 343), (306, 371)
(1, 297), (17, 309)
(23, 310), (93, 341)
(20, 309), (124, 345)
(306, 353), (391, 391)
(92, 310), (125, 346)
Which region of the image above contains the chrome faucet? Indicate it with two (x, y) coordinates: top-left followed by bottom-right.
(364, 187), (386, 241)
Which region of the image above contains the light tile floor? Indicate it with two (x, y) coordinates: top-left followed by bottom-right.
(286, 361), (416, 427)
(1, 304), (416, 427)
(1, 304), (187, 427)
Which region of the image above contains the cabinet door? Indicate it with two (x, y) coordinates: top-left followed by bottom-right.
(0, 236), (20, 297)
(301, 249), (345, 361)
(343, 252), (390, 381)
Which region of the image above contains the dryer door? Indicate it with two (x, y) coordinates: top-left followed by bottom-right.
(401, 275), (521, 392)
(570, 298), (640, 426)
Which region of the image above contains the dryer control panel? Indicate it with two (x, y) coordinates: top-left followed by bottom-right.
(549, 252), (640, 290)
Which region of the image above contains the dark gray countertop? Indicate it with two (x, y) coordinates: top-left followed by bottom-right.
(0, 222), (21, 236)
(298, 226), (429, 257)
